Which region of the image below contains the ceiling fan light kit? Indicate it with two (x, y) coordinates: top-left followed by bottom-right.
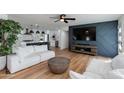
(60, 19), (64, 22)
(50, 14), (76, 23)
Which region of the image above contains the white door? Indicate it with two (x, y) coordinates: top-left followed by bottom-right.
(60, 31), (69, 50)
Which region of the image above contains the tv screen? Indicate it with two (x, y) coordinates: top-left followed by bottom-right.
(73, 27), (96, 41)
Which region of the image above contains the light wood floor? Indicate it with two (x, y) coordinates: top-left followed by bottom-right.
(0, 48), (110, 79)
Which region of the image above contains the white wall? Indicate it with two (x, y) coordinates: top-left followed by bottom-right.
(0, 14), (8, 19)
(118, 15), (124, 52)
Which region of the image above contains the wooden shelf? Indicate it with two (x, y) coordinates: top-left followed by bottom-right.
(71, 49), (96, 55)
(72, 45), (97, 49)
(71, 45), (97, 56)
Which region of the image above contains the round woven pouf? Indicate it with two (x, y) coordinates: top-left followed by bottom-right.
(48, 57), (70, 74)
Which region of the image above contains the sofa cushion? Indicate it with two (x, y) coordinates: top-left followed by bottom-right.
(16, 46), (34, 57)
(39, 51), (55, 56)
(105, 69), (124, 79)
(112, 54), (124, 69)
(24, 53), (41, 66)
(82, 72), (104, 79)
(42, 45), (48, 51)
(25, 52), (41, 58)
(86, 59), (112, 76)
(34, 45), (48, 52)
(69, 70), (103, 79)
(16, 46), (34, 62)
(39, 51), (55, 61)
(34, 46), (43, 52)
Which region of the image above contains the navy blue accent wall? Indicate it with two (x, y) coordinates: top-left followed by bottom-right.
(69, 21), (118, 58)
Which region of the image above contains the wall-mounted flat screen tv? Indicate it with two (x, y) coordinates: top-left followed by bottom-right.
(73, 27), (96, 41)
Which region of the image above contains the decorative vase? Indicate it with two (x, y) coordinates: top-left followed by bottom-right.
(86, 36), (90, 41)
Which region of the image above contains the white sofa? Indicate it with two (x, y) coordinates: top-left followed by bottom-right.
(7, 45), (55, 73)
(69, 54), (124, 79)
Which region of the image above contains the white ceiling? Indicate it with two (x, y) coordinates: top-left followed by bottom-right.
(8, 14), (121, 30)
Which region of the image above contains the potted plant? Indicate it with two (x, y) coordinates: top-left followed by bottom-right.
(0, 19), (23, 70)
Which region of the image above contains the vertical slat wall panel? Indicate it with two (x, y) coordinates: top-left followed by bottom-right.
(69, 21), (118, 58)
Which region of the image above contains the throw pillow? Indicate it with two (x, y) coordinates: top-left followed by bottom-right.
(69, 70), (87, 79)
(86, 59), (112, 76)
(112, 53), (124, 69)
(105, 69), (124, 79)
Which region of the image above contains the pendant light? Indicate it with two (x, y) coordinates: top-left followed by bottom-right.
(30, 25), (34, 34)
(36, 24), (40, 34)
(42, 31), (45, 34)
(26, 28), (29, 34)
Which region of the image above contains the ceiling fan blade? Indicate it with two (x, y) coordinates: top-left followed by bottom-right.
(64, 18), (76, 20)
(64, 20), (68, 23)
(54, 19), (60, 22)
(50, 17), (58, 19)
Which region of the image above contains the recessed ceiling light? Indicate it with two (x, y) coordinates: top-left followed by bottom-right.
(35, 24), (38, 26)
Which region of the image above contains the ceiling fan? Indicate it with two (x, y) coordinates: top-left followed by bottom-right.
(50, 14), (76, 23)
